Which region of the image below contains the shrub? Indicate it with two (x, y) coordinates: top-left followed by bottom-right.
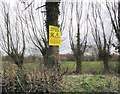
(2, 67), (66, 93)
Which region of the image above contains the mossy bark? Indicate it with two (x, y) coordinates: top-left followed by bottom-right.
(45, 1), (60, 69)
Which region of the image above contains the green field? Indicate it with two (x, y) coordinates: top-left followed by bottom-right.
(61, 61), (118, 73)
(2, 61), (118, 74)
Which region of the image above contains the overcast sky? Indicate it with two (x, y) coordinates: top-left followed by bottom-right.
(0, 0), (118, 55)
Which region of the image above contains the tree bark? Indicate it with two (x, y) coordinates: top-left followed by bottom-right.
(103, 60), (109, 73)
(118, 1), (120, 74)
(76, 59), (82, 74)
(118, 54), (120, 74)
(45, 1), (60, 68)
(15, 61), (23, 69)
(76, 24), (82, 74)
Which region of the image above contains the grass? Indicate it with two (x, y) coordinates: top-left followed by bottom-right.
(2, 61), (119, 75)
(61, 61), (118, 73)
(63, 74), (119, 93)
(2, 62), (40, 71)
(2, 61), (119, 74)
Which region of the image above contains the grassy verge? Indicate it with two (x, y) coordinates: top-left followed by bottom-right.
(1, 61), (120, 93)
(63, 74), (119, 93)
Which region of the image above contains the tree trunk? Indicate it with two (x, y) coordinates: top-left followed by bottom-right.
(118, 55), (120, 74)
(43, 48), (59, 68)
(49, 46), (59, 68)
(15, 60), (23, 69)
(45, 2), (60, 69)
(75, 23), (82, 74)
(76, 59), (82, 74)
(103, 60), (109, 73)
(118, 1), (120, 75)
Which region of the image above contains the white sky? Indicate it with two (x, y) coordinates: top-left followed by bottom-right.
(1, 0), (118, 4)
(0, 0), (118, 55)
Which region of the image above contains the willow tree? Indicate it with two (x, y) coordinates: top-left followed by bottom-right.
(0, 3), (26, 69)
(90, 2), (114, 73)
(69, 2), (89, 74)
(106, 1), (120, 74)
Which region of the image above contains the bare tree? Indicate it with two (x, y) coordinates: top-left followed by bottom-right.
(23, 1), (61, 68)
(23, 2), (49, 66)
(90, 2), (114, 73)
(106, 1), (120, 74)
(0, 3), (26, 69)
(69, 2), (89, 74)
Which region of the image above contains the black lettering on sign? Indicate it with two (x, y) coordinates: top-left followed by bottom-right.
(50, 32), (54, 37)
(55, 33), (60, 38)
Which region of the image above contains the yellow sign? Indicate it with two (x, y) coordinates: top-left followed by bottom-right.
(49, 25), (61, 46)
